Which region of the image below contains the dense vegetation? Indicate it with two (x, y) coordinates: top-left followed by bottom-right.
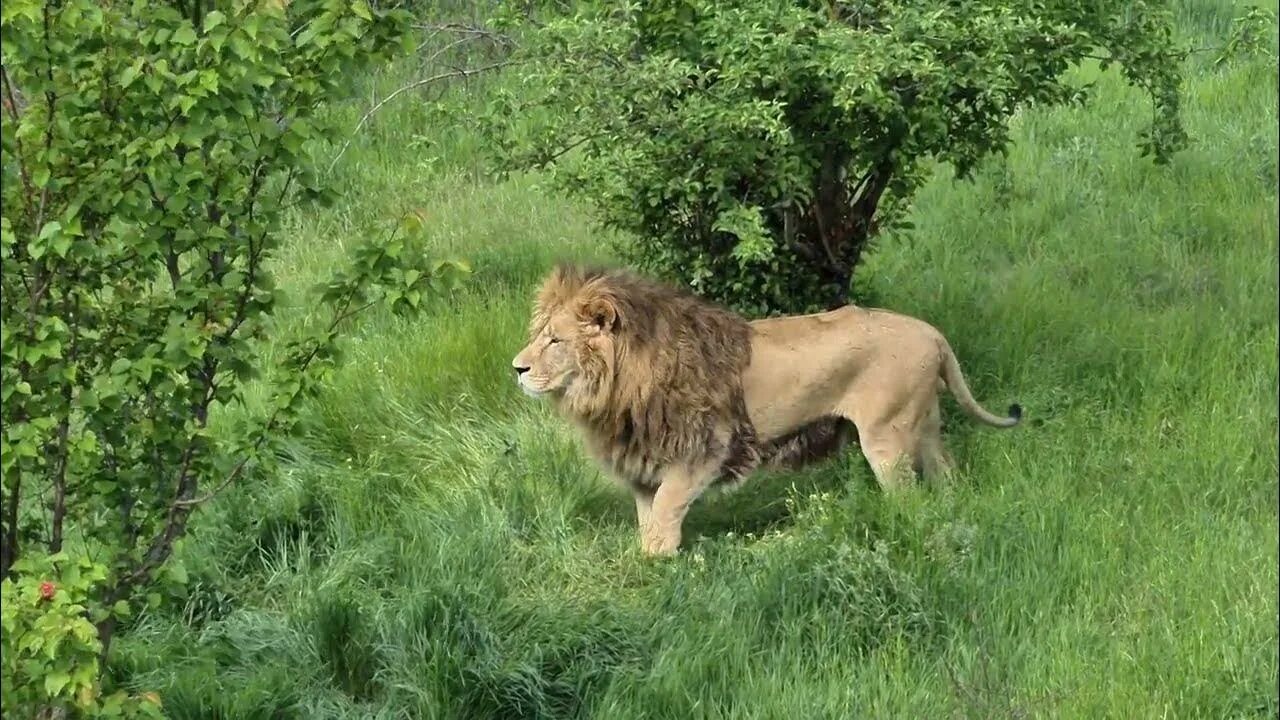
(0, 1), (462, 714)
(3, 0), (1277, 717)
(490, 0), (1192, 313)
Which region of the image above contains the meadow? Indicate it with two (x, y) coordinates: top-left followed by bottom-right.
(110, 2), (1278, 717)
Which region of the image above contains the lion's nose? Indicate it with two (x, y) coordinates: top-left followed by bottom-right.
(513, 365), (530, 376)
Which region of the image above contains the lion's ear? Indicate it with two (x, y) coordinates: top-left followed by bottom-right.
(579, 295), (619, 332)
(549, 263), (578, 285)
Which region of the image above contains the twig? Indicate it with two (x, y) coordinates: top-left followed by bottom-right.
(1, 66), (35, 213)
(412, 22), (513, 45)
(172, 456), (250, 508)
(415, 34), (473, 60)
(1080, 45), (1221, 64)
(532, 134), (598, 167)
(326, 60), (515, 174)
(171, 288), (380, 510)
(48, 294), (79, 554)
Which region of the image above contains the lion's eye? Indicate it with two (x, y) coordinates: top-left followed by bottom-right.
(548, 337), (561, 345)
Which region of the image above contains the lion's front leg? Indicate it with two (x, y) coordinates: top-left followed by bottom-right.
(641, 463), (714, 556)
(633, 488), (654, 536)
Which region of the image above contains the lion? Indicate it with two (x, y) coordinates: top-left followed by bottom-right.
(512, 265), (1021, 556)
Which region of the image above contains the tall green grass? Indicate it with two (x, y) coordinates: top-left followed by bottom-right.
(111, 3), (1278, 718)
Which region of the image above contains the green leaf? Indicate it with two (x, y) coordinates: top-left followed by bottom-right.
(172, 24), (197, 46)
(399, 209), (428, 235)
(37, 221), (63, 241)
(44, 671), (70, 697)
(204, 10), (226, 31)
(120, 60), (144, 88)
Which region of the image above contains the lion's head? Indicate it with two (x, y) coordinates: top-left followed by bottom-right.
(511, 265), (619, 406)
(511, 264), (759, 486)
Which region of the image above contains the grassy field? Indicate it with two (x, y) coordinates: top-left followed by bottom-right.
(112, 3), (1278, 718)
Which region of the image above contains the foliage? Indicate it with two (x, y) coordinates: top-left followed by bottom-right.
(1214, 5), (1279, 66)
(103, 7), (1278, 713)
(0, 0), (466, 708)
(1, 553), (163, 717)
(487, 0), (1194, 314)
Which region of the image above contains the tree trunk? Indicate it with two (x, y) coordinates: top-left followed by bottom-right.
(96, 615), (117, 665)
(799, 155), (894, 308)
(1, 475), (18, 579)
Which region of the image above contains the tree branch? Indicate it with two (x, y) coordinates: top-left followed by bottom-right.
(1, 472), (19, 578)
(115, 232), (401, 592)
(171, 456), (250, 509)
(35, 2), (57, 234)
(326, 60), (516, 174)
(48, 293), (79, 554)
(1, 66), (36, 216)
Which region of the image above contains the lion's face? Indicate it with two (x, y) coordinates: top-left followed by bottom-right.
(512, 309), (594, 398)
(513, 267), (621, 401)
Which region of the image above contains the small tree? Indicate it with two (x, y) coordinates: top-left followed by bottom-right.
(1, 0), (466, 713)
(488, 0), (1189, 314)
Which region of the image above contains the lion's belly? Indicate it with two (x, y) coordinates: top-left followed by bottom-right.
(743, 376), (846, 440)
(742, 317), (862, 441)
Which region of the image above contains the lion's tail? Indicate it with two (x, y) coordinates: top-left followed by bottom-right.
(938, 339), (1021, 429)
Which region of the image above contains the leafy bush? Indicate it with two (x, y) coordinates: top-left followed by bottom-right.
(1, 0), (466, 710)
(489, 0), (1190, 314)
(1, 553), (163, 717)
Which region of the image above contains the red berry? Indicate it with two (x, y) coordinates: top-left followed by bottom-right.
(39, 581), (55, 601)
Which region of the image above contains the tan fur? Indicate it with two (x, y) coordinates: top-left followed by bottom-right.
(513, 265), (1021, 556)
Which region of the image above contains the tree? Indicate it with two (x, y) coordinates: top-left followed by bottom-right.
(488, 0), (1189, 315)
(0, 0), (466, 713)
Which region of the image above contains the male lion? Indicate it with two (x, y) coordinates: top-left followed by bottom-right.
(512, 265), (1021, 556)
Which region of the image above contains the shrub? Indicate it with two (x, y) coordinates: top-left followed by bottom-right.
(489, 0), (1190, 314)
(1, 552), (163, 717)
(1, 0), (466, 711)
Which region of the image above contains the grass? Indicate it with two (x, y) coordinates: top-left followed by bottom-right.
(111, 3), (1278, 718)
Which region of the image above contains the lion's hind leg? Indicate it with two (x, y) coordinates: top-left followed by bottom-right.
(917, 401), (955, 484)
(839, 373), (939, 491)
(853, 423), (920, 491)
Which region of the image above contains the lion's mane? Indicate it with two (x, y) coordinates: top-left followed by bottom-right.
(532, 265), (762, 488)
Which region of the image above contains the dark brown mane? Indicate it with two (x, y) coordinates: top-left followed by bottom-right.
(533, 265), (761, 488)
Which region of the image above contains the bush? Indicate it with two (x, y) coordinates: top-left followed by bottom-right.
(489, 0), (1189, 314)
(1, 553), (163, 717)
(1, 0), (466, 710)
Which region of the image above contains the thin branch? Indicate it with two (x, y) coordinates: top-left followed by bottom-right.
(412, 22), (513, 47)
(1, 66), (36, 215)
(173, 456), (249, 508)
(326, 60), (516, 174)
(35, 2), (57, 234)
(119, 235), (399, 588)
(1080, 45), (1220, 64)
(411, 21), (492, 34)
(531, 134), (597, 168)
(415, 33), (476, 59)
(810, 152), (847, 271)
(119, 386), (213, 587)
(170, 295), (376, 512)
(48, 293), (79, 553)
(1, 471), (18, 578)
